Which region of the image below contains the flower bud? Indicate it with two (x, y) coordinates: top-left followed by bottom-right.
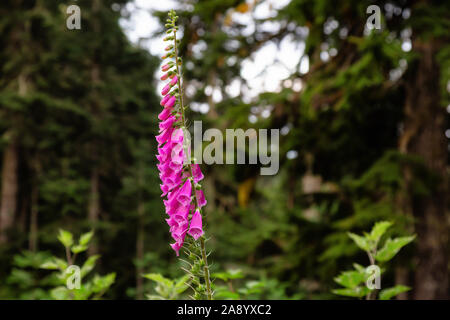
(170, 76), (178, 86)
(161, 84), (171, 96)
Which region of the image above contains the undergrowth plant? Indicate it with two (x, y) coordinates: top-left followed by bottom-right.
(39, 229), (115, 300)
(333, 221), (415, 300)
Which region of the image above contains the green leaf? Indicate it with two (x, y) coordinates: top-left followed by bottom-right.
(41, 258), (67, 271)
(50, 286), (70, 300)
(375, 236), (415, 262)
(40, 261), (59, 270)
(334, 270), (366, 289)
(174, 275), (190, 294)
(57, 229), (73, 248)
(348, 232), (370, 251)
(214, 289), (241, 300)
(368, 221), (392, 242)
(143, 273), (173, 288)
(332, 287), (369, 298)
(379, 285), (411, 300)
(212, 269), (244, 282)
(71, 244), (88, 254)
(79, 231), (94, 246)
(353, 263), (366, 274)
(81, 255), (100, 277)
(146, 294), (166, 300)
(92, 273), (116, 293)
(53, 258), (68, 270)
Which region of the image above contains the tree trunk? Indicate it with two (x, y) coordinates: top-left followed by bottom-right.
(0, 137), (19, 244)
(28, 180), (39, 252)
(87, 167), (100, 256)
(400, 39), (449, 299)
(136, 201), (144, 299)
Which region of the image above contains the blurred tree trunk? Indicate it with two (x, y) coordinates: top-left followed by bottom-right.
(400, 39), (449, 299)
(87, 0), (101, 256)
(28, 181), (39, 252)
(136, 201), (144, 299)
(0, 135), (19, 244)
(88, 166), (100, 256)
(135, 162), (145, 300)
(0, 70), (28, 243)
(29, 158), (41, 252)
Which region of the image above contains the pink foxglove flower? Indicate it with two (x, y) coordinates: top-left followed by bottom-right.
(165, 96), (177, 108)
(188, 210), (204, 240)
(160, 94), (171, 106)
(156, 10), (207, 257)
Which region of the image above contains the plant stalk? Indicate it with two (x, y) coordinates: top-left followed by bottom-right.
(172, 15), (213, 300)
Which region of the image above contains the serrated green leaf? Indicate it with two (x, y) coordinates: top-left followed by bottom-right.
(40, 261), (59, 270)
(214, 289), (241, 300)
(332, 286), (369, 298)
(57, 229), (73, 248)
(92, 273), (116, 293)
(79, 231), (94, 246)
(53, 258), (68, 270)
(71, 244), (88, 254)
(353, 263), (366, 273)
(50, 286), (70, 300)
(143, 273), (173, 288)
(212, 269), (244, 282)
(334, 270), (366, 288)
(348, 232), (370, 251)
(379, 285), (411, 300)
(375, 236), (415, 262)
(146, 294), (165, 300)
(174, 275), (190, 294)
(81, 255), (100, 277)
(368, 221), (392, 242)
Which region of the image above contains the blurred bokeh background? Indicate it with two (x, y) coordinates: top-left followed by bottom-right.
(0, 0), (448, 299)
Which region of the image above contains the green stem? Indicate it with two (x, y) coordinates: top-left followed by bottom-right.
(200, 237), (213, 300)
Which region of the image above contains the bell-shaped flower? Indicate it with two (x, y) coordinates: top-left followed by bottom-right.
(159, 115), (176, 132)
(176, 180), (192, 206)
(158, 107), (172, 121)
(155, 127), (174, 145)
(165, 95), (177, 108)
(192, 164), (204, 183)
(160, 94), (171, 106)
(188, 210), (204, 240)
(195, 189), (207, 208)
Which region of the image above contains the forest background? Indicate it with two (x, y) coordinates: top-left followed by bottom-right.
(0, 0), (448, 300)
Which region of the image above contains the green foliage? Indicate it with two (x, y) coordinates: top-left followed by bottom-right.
(38, 230), (115, 300)
(144, 273), (191, 300)
(379, 285), (411, 300)
(375, 236), (416, 262)
(333, 221), (414, 299)
(212, 269), (303, 300)
(0, 0), (447, 301)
